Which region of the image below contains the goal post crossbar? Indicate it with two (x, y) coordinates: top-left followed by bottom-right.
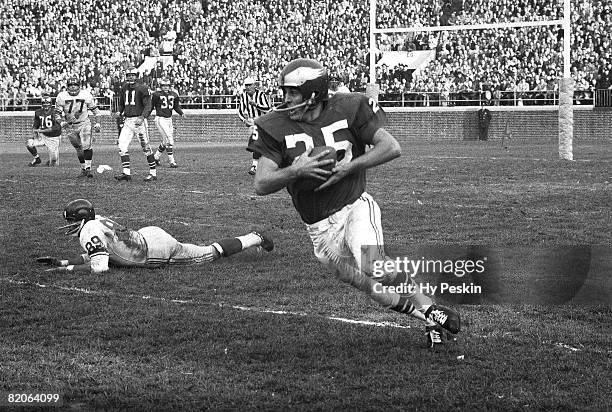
(373, 19), (564, 35)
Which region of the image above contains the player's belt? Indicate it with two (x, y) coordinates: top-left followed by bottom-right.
(68, 120), (86, 125)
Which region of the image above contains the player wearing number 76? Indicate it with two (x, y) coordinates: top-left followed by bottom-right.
(249, 58), (461, 347)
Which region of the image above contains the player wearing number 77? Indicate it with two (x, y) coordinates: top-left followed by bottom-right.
(36, 199), (274, 274)
(55, 77), (102, 178)
(249, 58), (461, 347)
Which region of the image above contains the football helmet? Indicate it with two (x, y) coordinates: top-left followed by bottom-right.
(41, 94), (52, 109)
(275, 59), (329, 113)
(126, 67), (139, 85)
(59, 199), (95, 236)
(67, 77), (80, 96)
(159, 78), (171, 91)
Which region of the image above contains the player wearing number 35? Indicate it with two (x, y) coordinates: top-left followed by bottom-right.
(249, 58), (461, 346)
(36, 199), (274, 274)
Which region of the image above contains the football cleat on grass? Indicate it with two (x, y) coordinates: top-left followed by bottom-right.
(143, 174), (157, 182)
(248, 165), (257, 175)
(425, 304), (461, 334)
(114, 173), (132, 181)
(169, 163), (178, 168)
(77, 169), (92, 178)
(29, 157), (42, 167)
(426, 325), (443, 348)
(253, 231), (274, 252)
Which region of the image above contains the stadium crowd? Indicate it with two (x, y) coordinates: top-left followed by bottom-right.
(1, 0), (611, 109)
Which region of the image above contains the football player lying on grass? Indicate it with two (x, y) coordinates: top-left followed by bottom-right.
(36, 199), (273, 274)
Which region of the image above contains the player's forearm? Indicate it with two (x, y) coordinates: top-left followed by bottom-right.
(350, 129), (401, 172)
(254, 165), (299, 195)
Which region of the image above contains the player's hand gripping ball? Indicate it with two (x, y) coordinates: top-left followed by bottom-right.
(296, 146), (337, 191)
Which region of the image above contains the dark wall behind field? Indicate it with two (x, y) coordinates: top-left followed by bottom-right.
(1, 108), (610, 144)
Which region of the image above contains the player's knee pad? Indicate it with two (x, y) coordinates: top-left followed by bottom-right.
(119, 148), (129, 156)
(26, 139), (35, 148)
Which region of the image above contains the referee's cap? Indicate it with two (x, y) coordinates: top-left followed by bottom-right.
(244, 77), (256, 86)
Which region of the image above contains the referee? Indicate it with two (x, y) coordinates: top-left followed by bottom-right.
(237, 77), (271, 175)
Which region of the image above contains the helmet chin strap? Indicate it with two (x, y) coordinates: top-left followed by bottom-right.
(272, 93), (316, 115)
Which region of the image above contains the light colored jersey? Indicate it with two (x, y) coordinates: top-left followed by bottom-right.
(56, 89), (98, 123)
(78, 216), (148, 272)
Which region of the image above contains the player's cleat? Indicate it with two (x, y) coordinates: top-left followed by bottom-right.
(253, 231), (274, 252)
(114, 173), (132, 181)
(29, 157), (42, 167)
(169, 163), (178, 168)
(154, 158), (161, 166)
(77, 169), (90, 178)
(143, 174), (157, 182)
(424, 304), (461, 334)
(45, 160), (57, 167)
(426, 325), (443, 348)
(248, 165), (257, 175)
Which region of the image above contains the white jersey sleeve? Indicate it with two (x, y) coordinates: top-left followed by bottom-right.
(78, 219), (111, 274)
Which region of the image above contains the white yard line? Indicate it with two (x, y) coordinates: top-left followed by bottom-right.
(1, 277), (410, 330)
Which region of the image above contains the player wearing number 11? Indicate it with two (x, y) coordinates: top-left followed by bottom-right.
(114, 66), (155, 182)
(249, 58), (461, 346)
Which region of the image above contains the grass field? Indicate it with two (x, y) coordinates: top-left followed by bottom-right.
(1, 138), (611, 411)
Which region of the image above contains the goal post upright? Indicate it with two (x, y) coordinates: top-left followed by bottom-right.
(367, 0), (574, 159)
(559, 0), (574, 160)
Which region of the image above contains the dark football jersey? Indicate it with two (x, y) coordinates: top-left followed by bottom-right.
(152, 90), (183, 118)
(33, 107), (62, 137)
(250, 93), (387, 224)
(118, 82), (152, 118)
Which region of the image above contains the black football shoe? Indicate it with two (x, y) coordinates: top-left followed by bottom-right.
(248, 165), (257, 175)
(252, 231), (274, 252)
(143, 174), (157, 182)
(29, 157), (42, 167)
(425, 305), (461, 334)
(114, 173), (132, 181)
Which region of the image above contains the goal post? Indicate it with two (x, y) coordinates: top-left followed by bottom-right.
(368, 0), (574, 159)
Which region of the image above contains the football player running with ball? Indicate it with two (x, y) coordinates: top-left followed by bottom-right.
(55, 77), (102, 178)
(37, 199), (274, 274)
(249, 58), (460, 347)
(114, 67), (156, 182)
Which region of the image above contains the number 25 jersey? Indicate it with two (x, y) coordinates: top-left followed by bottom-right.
(249, 92), (387, 224)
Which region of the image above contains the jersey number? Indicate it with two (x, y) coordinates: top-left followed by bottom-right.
(66, 99), (85, 114)
(285, 119), (353, 164)
(38, 115), (53, 128)
(85, 235), (103, 254)
(160, 95), (174, 110)
(125, 90), (137, 106)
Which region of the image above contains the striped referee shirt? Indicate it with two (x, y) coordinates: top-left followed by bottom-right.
(237, 90), (271, 125)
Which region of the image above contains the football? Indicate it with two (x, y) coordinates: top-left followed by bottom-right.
(295, 146), (337, 191)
